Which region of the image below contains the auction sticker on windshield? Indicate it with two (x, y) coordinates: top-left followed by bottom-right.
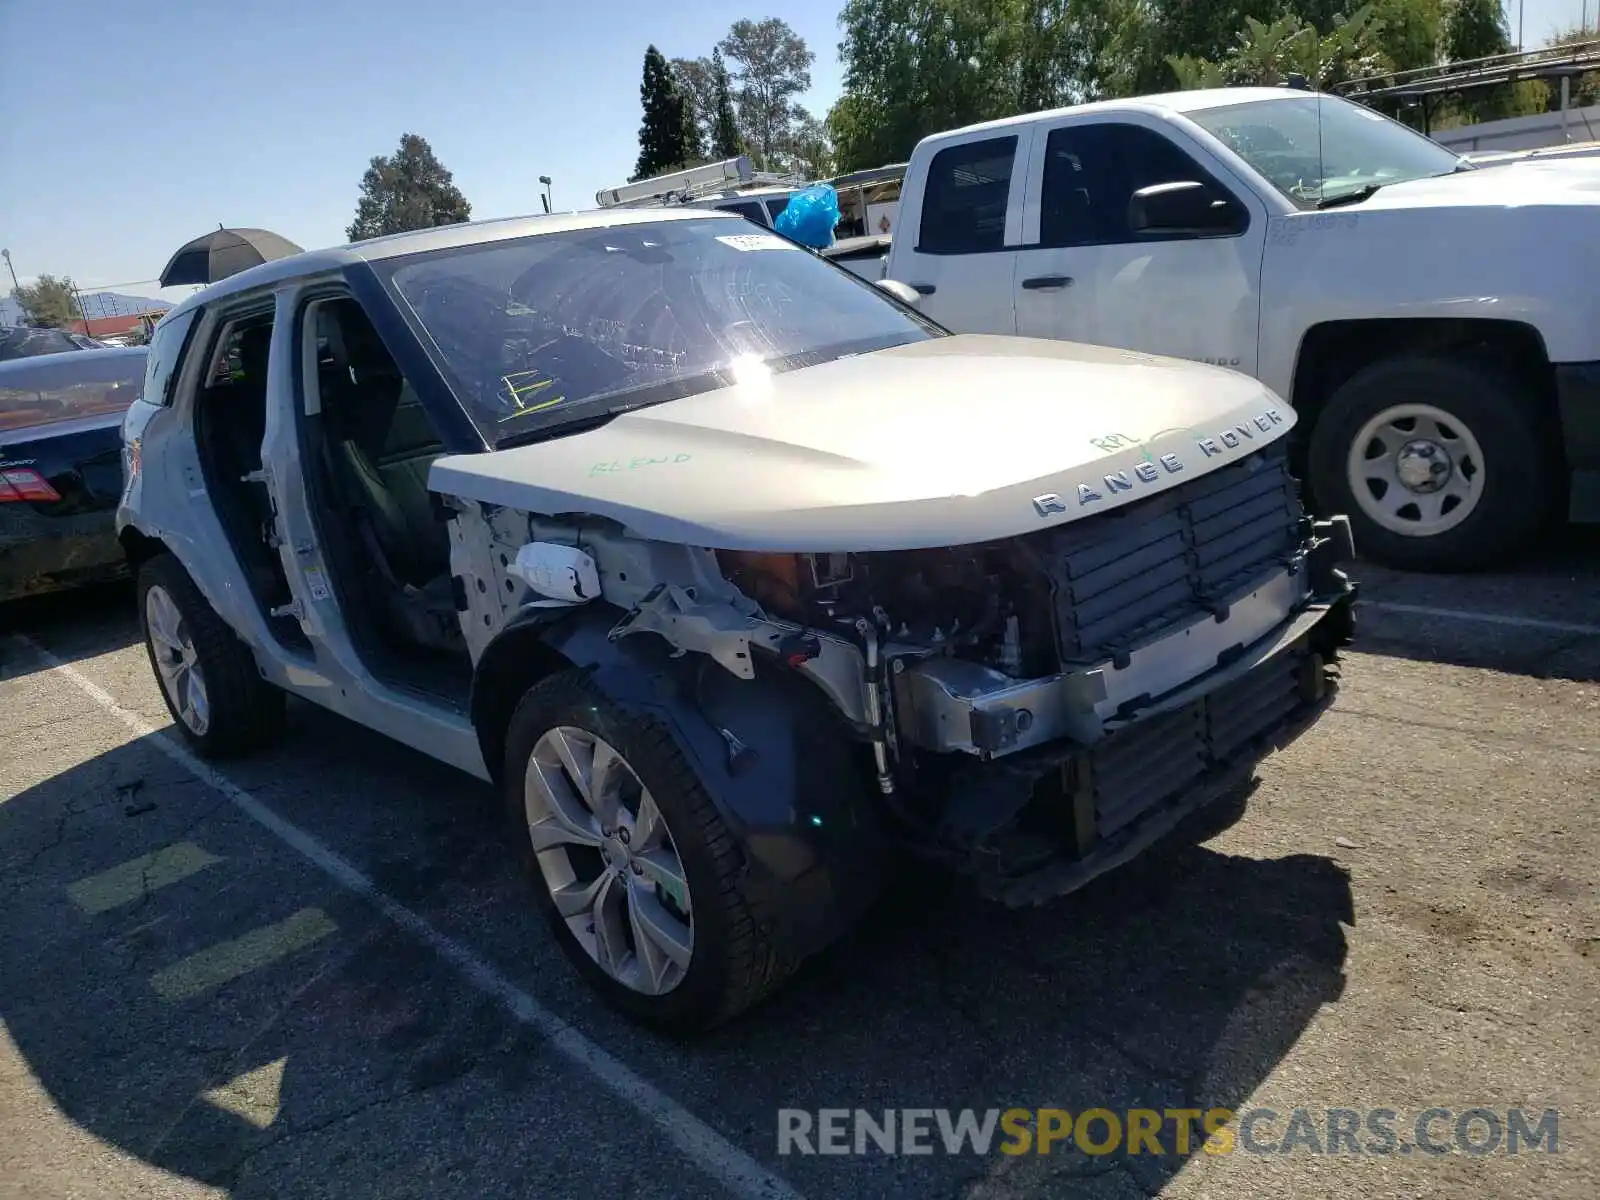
(717, 234), (795, 252)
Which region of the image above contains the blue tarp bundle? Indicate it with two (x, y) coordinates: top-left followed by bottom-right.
(774, 184), (840, 249)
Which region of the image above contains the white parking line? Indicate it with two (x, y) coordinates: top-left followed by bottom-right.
(15, 637), (804, 1200)
(1358, 601), (1600, 638)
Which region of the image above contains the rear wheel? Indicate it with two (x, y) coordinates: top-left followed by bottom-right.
(138, 554), (285, 757)
(1307, 355), (1554, 572)
(503, 671), (790, 1034)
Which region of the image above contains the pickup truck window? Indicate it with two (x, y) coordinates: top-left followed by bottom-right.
(715, 199), (769, 225)
(1039, 123), (1244, 246)
(1187, 95), (1465, 207)
(917, 135), (1017, 254)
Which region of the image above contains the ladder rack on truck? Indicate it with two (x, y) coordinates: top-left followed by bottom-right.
(595, 157), (803, 210)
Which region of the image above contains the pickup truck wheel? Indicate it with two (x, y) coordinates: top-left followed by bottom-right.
(503, 671), (791, 1034)
(1308, 356), (1551, 572)
(137, 554), (285, 757)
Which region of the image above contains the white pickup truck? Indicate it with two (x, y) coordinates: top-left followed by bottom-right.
(881, 86), (1600, 571)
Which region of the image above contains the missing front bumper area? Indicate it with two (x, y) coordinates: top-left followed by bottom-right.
(927, 584), (1355, 907)
(895, 517), (1356, 760)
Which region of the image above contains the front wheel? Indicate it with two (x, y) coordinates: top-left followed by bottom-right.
(137, 554), (285, 757)
(1307, 356), (1555, 572)
(503, 671), (791, 1034)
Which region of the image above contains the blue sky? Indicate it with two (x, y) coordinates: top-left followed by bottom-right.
(0, 0), (1591, 306)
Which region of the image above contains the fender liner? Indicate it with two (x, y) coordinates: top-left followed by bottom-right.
(473, 604), (891, 957)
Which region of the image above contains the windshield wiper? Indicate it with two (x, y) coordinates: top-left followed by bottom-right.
(1316, 183), (1383, 210)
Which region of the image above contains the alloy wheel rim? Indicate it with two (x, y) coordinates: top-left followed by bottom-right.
(145, 584), (210, 736)
(523, 727), (693, 996)
(1345, 402), (1486, 538)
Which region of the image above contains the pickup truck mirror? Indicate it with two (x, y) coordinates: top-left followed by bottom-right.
(1128, 181), (1241, 236)
(875, 278), (923, 308)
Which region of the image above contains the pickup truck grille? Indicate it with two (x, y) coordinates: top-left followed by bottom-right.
(1025, 445), (1303, 664)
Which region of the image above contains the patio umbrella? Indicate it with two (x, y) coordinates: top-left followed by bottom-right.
(159, 227), (304, 287)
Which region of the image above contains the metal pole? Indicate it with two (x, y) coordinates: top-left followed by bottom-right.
(0, 249), (18, 292)
(70, 283), (90, 335)
(1517, 0), (1524, 51)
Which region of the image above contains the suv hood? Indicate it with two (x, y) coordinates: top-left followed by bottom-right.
(429, 335), (1294, 552)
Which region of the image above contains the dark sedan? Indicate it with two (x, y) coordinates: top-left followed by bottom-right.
(1, 345), (148, 602)
(0, 324), (111, 361)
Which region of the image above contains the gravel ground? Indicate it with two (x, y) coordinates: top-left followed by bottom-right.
(1, 531), (1596, 1200)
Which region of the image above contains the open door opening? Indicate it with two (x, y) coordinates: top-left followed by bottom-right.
(296, 295), (471, 706)
(192, 312), (308, 651)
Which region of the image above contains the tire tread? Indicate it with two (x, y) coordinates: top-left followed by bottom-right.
(505, 671), (792, 1032)
(138, 554), (285, 757)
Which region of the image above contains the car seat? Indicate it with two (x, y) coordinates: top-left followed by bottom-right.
(320, 305), (461, 656)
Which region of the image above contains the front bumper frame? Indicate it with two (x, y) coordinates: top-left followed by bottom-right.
(917, 521), (1358, 907)
(896, 517), (1357, 760)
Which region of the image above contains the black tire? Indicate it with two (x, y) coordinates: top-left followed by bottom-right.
(137, 553), (285, 758)
(503, 670), (790, 1035)
(1307, 355), (1556, 573)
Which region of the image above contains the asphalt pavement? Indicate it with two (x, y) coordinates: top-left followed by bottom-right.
(2, 530), (1596, 1200)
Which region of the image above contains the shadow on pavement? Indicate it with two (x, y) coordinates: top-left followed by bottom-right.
(683, 795), (1353, 1196)
(0, 579), (139, 674)
(1344, 525), (1600, 683)
(0, 710), (1353, 1198)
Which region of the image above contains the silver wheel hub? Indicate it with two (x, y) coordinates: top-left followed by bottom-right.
(1395, 438), (1453, 493)
(1346, 403), (1485, 539)
(144, 584), (210, 736)
(523, 727), (693, 996)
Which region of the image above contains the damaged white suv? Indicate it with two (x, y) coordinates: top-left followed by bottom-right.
(118, 209), (1357, 1032)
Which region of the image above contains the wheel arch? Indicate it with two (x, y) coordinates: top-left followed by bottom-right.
(118, 525), (170, 570)
(474, 603), (888, 952)
(1289, 318), (1563, 487)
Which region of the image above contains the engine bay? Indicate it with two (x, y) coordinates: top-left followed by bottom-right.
(716, 544), (1060, 679)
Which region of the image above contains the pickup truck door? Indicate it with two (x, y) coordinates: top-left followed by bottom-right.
(1016, 114), (1265, 376)
(887, 130), (1029, 334)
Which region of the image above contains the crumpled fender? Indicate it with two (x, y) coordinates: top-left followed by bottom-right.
(475, 604), (890, 956)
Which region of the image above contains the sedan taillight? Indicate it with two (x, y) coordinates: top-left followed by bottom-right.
(0, 467), (62, 503)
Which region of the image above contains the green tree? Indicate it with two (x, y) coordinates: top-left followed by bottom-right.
(1168, 5), (1388, 89)
(718, 18), (814, 169)
(829, 0), (1136, 171)
(11, 274), (82, 330)
(710, 47), (745, 158)
(346, 134), (471, 242)
(671, 56), (715, 160)
(634, 45), (697, 181)
(1437, 0), (1538, 121)
(782, 110), (834, 177)
(1542, 26), (1600, 106)
(1366, 0), (1446, 71)
(829, 0), (997, 171)
(1440, 0), (1509, 61)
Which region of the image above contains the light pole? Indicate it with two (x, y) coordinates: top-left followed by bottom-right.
(539, 175), (553, 214)
(1, 248), (18, 293)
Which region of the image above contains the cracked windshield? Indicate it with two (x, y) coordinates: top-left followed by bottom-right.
(4, 1), (1597, 1200)
(381, 219), (935, 446)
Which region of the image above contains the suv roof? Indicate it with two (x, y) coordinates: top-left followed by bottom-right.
(163, 207), (741, 322)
